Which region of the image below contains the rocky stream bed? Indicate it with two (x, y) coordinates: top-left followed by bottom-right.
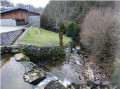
(1, 45), (119, 89)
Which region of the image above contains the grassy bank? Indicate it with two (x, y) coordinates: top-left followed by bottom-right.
(20, 27), (71, 46)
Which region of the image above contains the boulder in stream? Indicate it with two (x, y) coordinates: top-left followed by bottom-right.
(23, 68), (46, 85)
(44, 80), (66, 89)
(14, 53), (25, 61)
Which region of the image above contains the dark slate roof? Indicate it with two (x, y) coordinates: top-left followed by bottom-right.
(0, 7), (40, 15)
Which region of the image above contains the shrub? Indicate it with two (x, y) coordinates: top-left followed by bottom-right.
(66, 22), (76, 37)
(21, 56), (30, 61)
(81, 7), (117, 61)
(62, 20), (70, 34)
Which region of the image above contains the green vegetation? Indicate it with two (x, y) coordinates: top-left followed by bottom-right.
(22, 46), (66, 61)
(41, 1), (114, 45)
(21, 56), (30, 61)
(66, 22), (76, 37)
(20, 27), (71, 46)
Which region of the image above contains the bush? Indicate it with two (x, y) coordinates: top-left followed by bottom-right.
(21, 56), (30, 61)
(66, 22), (76, 37)
(81, 7), (117, 61)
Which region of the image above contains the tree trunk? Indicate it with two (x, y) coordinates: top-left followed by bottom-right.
(59, 31), (63, 49)
(59, 22), (65, 50)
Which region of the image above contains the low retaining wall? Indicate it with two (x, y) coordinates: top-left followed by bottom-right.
(20, 44), (65, 61)
(1, 29), (24, 46)
(1, 44), (68, 61)
(1, 45), (21, 54)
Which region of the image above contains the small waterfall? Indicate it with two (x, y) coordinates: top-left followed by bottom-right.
(73, 46), (80, 54)
(76, 46), (80, 50)
(36, 76), (71, 87)
(59, 78), (71, 87)
(76, 60), (81, 65)
(36, 76), (58, 87)
(36, 45), (85, 88)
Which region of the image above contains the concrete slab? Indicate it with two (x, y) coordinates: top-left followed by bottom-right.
(0, 26), (24, 33)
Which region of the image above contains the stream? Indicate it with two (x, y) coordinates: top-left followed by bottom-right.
(1, 47), (85, 89)
(1, 54), (33, 89)
(35, 47), (85, 88)
(1, 48), (120, 89)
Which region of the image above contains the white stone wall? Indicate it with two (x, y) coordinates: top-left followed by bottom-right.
(0, 19), (16, 26)
(28, 16), (40, 28)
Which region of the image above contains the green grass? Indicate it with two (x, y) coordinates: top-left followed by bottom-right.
(20, 27), (71, 46)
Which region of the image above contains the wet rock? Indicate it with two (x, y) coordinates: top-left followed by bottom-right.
(100, 85), (109, 89)
(102, 81), (111, 85)
(68, 83), (91, 89)
(70, 53), (84, 66)
(14, 53), (24, 61)
(44, 80), (66, 89)
(81, 84), (90, 89)
(91, 85), (98, 89)
(87, 80), (95, 86)
(68, 83), (76, 89)
(94, 80), (101, 85)
(23, 68), (46, 85)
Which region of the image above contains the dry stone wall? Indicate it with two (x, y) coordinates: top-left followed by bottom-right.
(1, 30), (23, 46)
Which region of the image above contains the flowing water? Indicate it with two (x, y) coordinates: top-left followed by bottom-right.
(1, 54), (33, 89)
(36, 48), (85, 88)
(1, 47), (85, 89)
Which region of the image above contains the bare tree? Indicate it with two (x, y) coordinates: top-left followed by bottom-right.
(16, 3), (44, 14)
(81, 7), (118, 60)
(45, 1), (79, 29)
(1, 0), (14, 10)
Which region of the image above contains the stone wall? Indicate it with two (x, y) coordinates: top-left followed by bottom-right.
(20, 44), (65, 61)
(1, 45), (21, 54)
(1, 44), (66, 61)
(28, 16), (40, 28)
(1, 29), (24, 46)
(0, 19), (16, 26)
